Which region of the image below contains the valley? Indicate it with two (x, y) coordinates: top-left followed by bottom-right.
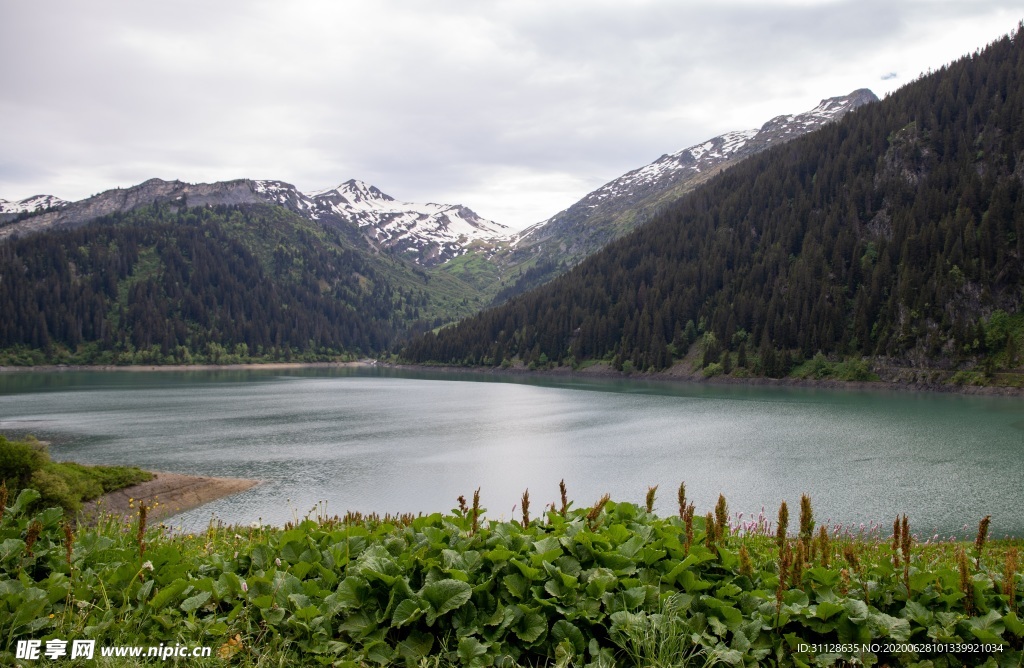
(2, 34), (1023, 395)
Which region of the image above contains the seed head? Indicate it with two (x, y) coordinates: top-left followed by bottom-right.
(958, 547), (974, 615)
(715, 494), (729, 541)
(739, 543), (753, 578)
(470, 487), (481, 535)
(645, 485), (658, 514)
(25, 520), (42, 558)
(704, 512), (716, 550)
(799, 494), (814, 551)
(586, 494), (611, 529)
(63, 521), (75, 568)
(839, 568), (850, 595)
(776, 501), (789, 548)
(816, 525), (830, 568)
(774, 541), (792, 629)
(975, 515), (991, 566)
(842, 544), (859, 572)
(892, 516), (902, 567)
(683, 503), (695, 552)
(791, 541), (806, 589)
(901, 515), (911, 564)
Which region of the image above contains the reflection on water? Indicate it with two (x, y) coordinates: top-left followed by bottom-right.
(1, 367), (1022, 536)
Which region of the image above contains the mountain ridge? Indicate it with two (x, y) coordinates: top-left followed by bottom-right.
(480, 89), (879, 302)
(0, 177), (507, 267)
(403, 32), (1024, 389)
(2, 88), (876, 285)
(0, 194), (68, 217)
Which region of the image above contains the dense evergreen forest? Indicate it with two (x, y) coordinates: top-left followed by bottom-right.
(403, 29), (1024, 383)
(0, 203), (456, 365)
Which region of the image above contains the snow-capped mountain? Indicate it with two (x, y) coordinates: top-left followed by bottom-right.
(297, 180), (509, 266)
(0, 178), (507, 266)
(588, 88), (879, 206)
(0, 194), (68, 216)
(500, 89), (878, 284)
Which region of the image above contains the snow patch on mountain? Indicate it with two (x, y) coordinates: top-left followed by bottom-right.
(512, 89), (878, 251)
(3, 177), (506, 267)
(0, 194), (68, 215)
(296, 179), (510, 263)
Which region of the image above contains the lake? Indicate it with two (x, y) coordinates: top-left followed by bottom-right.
(1, 367), (1021, 537)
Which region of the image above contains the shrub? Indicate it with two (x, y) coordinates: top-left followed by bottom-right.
(29, 468), (80, 514)
(0, 435), (48, 488)
(810, 352), (830, 379)
(0, 434), (153, 515)
(834, 358), (875, 381)
(701, 362), (723, 378)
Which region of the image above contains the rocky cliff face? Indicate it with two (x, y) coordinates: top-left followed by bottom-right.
(0, 178), (268, 239)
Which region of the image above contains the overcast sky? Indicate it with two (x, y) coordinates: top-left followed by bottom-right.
(1, 2), (1020, 229)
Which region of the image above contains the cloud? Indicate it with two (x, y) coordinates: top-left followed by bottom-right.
(1, 1), (1021, 227)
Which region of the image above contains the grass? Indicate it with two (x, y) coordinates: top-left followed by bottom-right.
(439, 250), (506, 295)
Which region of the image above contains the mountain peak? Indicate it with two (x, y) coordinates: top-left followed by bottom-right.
(760, 89), (879, 133)
(335, 179), (394, 203)
(1, 176), (507, 267)
(303, 180), (508, 265)
(0, 194), (69, 216)
(504, 88), (878, 280)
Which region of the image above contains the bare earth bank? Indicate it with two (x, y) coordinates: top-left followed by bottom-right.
(82, 472), (259, 524)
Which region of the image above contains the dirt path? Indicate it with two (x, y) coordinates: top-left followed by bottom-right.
(82, 472), (260, 524)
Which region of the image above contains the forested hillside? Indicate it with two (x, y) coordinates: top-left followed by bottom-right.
(404, 29), (1024, 385)
(480, 90), (877, 306)
(0, 203), (483, 365)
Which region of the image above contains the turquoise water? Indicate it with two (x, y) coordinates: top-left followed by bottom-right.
(1, 367), (1021, 536)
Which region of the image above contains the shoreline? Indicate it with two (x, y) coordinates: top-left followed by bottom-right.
(384, 361), (1024, 398)
(81, 472), (260, 525)
(1, 358), (1021, 397)
(0, 360), (374, 374)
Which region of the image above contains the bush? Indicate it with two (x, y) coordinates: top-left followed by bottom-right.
(950, 370), (986, 386)
(0, 435), (48, 488)
(810, 352), (830, 379)
(46, 462), (105, 500)
(29, 468), (80, 514)
(0, 434), (153, 515)
(834, 358), (875, 382)
(701, 362), (723, 378)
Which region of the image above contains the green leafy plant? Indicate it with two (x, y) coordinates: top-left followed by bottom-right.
(1, 485), (1021, 666)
